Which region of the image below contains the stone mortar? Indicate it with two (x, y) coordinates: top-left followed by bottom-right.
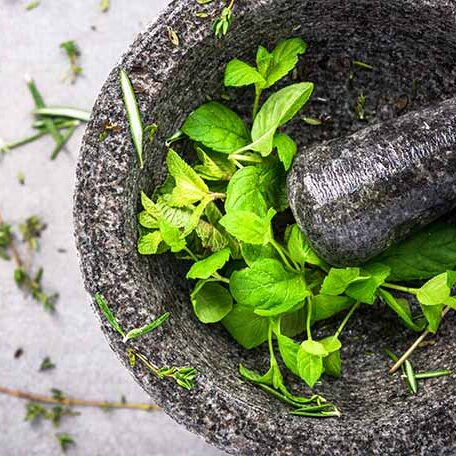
(74, 0), (456, 454)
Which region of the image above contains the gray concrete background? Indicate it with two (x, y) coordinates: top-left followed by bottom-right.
(0, 1), (222, 455)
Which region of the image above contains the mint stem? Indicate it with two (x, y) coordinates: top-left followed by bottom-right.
(335, 301), (360, 338)
(306, 297), (313, 340)
(270, 239), (297, 272)
(228, 153), (262, 164)
(382, 283), (418, 295)
(252, 86), (262, 119)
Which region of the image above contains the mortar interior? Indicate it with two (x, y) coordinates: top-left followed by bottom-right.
(75, 0), (456, 454)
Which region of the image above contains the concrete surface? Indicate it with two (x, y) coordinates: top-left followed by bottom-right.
(0, 1), (223, 455)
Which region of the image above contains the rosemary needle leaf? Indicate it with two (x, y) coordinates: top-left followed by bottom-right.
(51, 125), (78, 160)
(56, 433), (75, 452)
(402, 369), (452, 380)
(34, 107), (90, 122)
(404, 360), (418, 394)
(95, 293), (125, 338)
(119, 69), (144, 168)
(25, 1), (40, 10)
(26, 78), (64, 146)
(123, 312), (171, 342)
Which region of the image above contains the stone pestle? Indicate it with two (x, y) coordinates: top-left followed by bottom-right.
(287, 97), (456, 266)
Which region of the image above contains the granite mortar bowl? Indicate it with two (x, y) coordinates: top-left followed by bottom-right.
(74, 0), (456, 454)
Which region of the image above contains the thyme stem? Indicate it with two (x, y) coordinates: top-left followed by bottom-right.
(0, 210), (23, 268)
(0, 385), (160, 412)
(389, 306), (451, 374)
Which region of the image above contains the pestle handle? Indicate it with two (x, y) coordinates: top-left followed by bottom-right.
(287, 97), (456, 266)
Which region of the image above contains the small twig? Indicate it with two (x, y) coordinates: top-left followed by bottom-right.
(0, 386), (160, 412)
(389, 306), (451, 374)
(0, 210), (23, 268)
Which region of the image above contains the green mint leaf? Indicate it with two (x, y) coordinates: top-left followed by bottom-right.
(194, 147), (236, 181)
(377, 288), (425, 332)
(224, 59), (266, 87)
(323, 351), (341, 378)
(446, 270), (456, 288)
(166, 149), (209, 206)
(186, 248), (230, 279)
(95, 293), (125, 337)
(255, 299), (305, 318)
(219, 208), (275, 245)
(225, 166), (268, 216)
(138, 211), (159, 229)
(181, 102), (250, 153)
(375, 223), (456, 281)
(276, 334), (300, 377)
(159, 220), (186, 252)
(138, 231), (165, 255)
(320, 267), (366, 296)
(229, 258), (309, 313)
(263, 38), (308, 88)
(156, 197), (193, 229)
(239, 364), (276, 386)
(195, 219), (229, 252)
(222, 304), (269, 349)
(319, 336), (342, 354)
(312, 294), (354, 321)
(181, 196), (212, 238)
(300, 339), (329, 357)
(273, 132), (297, 171)
(191, 281), (233, 323)
(119, 69), (144, 168)
(240, 242), (279, 267)
(257, 157), (289, 212)
(345, 263), (391, 304)
(286, 224), (326, 268)
(416, 273), (451, 306)
(123, 312), (170, 342)
(421, 303), (444, 333)
(281, 306), (307, 337)
(297, 348), (323, 388)
(247, 82), (314, 156)
(140, 191), (161, 219)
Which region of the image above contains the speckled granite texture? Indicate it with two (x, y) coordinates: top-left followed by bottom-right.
(288, 97), (456, 265)
(74, 0), (456, 454)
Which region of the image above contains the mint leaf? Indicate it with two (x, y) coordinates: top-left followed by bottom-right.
(141, 191), (161, 220)
(257, 157), (289, 212)
(416, 273), (451, 306)
(247, 83), (314, 156)
(224, 59), (266, 87)
(312, 294), (354, 321)
(297, 348), (323, 388)
(138, 211), (159, 229)
(186, 248), (230, 279)
(240, 242), (279, 267)
(323, 351), (341, 378)
(219, 208), (275, 245)
(181, 102), (250, 153)
(377, 289), (425, 332)
(375, 223), (456, 281)
(191, 281), (233, 323)
(320, 267), (365, 296)
(256, 46), (273, 79)
(159, 220), (186, 252)
(195, 220), (229, 252)
(320, 336), (342, 354)
(286, 224), (326, 268)
(300, 339), (329, 357)
(262, 38), (307, 88)
(225, 166), (268, 216)
(281, 306), (307, 337)
(222, 304), (269, 349)
(277, 334), (300, 377)
(346, 263), (390, 304)
(230, 258), (309, 313)
(194, 147), (236, 181)
(166, 149), (209, 206)
(273, 132), (297, 171)
(421, 303), (443, 333)
(155, 197), (193, 228)
(138, 231), (165, 255)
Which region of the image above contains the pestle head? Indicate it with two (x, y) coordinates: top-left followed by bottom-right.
(288, 97), (456, 266)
